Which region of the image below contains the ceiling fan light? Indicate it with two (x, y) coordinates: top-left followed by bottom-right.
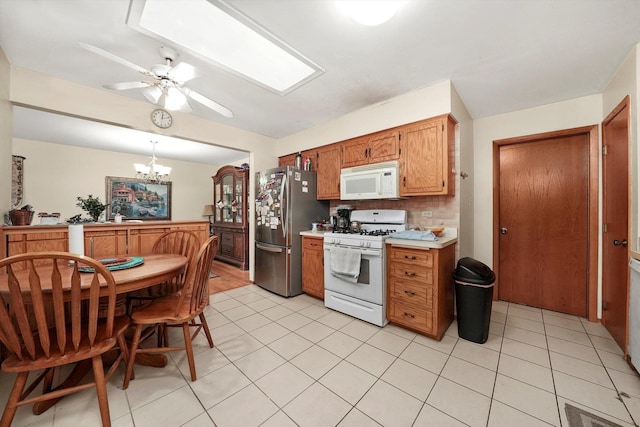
(143, 85), (162, 103)
(164, 86), (188, 111)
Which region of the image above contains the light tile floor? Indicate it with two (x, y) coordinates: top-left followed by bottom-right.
(2, 284), (640, 426)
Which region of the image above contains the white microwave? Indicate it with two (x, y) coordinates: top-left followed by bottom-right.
(340, 160), (400, 200)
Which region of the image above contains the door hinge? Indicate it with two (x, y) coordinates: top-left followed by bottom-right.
(602, 145), (608, 155)
(602, 301), (607, 311)
(399, 133), (402, 141)
(603, 223), (608, 233)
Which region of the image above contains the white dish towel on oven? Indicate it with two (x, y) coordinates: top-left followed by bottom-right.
(330, 247), (361, 282)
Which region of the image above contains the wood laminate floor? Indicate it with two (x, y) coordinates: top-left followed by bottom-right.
(209, 259), (251, 294)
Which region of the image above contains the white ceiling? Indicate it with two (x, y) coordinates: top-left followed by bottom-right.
(2, 0), (640, 161)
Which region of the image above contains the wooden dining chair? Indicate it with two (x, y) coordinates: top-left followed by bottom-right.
(122, 236), (219, 389)
(0, 252), (130, 427)
(126, 229), (200, 313)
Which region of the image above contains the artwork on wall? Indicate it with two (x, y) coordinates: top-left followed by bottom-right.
(11, 155), (25, 208)
(105, 176), (172, 221)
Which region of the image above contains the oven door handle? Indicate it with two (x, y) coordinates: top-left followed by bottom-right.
(324, 245), (381, 257)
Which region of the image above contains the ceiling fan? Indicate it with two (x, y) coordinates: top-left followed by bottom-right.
(79, 43), (233, 118)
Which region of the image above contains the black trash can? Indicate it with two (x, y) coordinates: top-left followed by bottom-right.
(453, 257), (496, 344)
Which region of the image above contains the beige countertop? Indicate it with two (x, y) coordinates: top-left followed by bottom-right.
(385, 227), (458, 249)
(300, 230), (328, 237)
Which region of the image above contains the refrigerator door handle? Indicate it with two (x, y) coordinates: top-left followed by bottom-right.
(280, 174), (288, 239)
(256, 243), (284, 253)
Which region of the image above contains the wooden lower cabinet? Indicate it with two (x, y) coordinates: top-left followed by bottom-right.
(84, 229), (128, 258)
(386, 243), (455, 340)
(301, 236), (324, 299)
(211, 226), (248, 270)
(2, 221), (209, 269)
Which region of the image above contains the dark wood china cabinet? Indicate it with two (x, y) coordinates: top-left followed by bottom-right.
(212, 165), (249, 270)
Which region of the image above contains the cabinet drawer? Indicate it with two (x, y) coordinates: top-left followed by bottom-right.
(389, 247), (433, 267)
(390, 280), (432, 309)
(388, 300), (432, 333)
(221, 233), (234, 245)
(303, 237), (323, 251)
(389, 263), (433, 284)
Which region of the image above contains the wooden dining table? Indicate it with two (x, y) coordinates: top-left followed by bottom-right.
(0, 253), (188, 415)
(0, 253), (188, 297)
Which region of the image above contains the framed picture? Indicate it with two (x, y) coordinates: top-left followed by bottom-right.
(105, 176), (172, 221)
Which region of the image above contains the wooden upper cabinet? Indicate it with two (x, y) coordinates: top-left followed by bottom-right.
(316, 144), (341, 200)
(342, 130), (400, 168)
(278, 153), (297, 168)
(400, 115), (456, 196)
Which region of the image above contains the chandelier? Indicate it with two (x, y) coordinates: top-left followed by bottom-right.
(134, 141), (171, 183)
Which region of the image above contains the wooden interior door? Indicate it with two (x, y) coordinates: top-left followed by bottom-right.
(497, 132), (590, 316)
(602, 96), (630, 351)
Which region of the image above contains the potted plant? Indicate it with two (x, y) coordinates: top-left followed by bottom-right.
(76, 195), (106, 222)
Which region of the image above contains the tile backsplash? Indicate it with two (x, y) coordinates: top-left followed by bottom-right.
(329, 195), (459, 229)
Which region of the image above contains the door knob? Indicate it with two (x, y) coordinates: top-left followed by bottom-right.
(613, 239), (628, 247)
(500, 228), (508, 235)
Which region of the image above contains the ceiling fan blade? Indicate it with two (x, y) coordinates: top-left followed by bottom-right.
(103, 81), (152, 90)
(168, 62), (198, 83)
(79, 42), (152, 76)
(183, 88), (234, 118)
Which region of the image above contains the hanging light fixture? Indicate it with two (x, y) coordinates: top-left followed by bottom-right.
(134, 141), (172, 183)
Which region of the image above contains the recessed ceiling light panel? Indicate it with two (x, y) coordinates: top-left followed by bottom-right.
(127, 0), (324, 95)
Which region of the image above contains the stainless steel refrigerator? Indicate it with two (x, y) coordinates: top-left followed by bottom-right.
(255, 167), (328, 297)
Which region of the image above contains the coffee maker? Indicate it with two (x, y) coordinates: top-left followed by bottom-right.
(335, 205), (353, 233)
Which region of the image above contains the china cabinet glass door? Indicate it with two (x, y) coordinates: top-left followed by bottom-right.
(222, 175), (233, 223)
(235, 180), (243, 224)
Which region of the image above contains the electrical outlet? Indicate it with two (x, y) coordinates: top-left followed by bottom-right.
(422, 210), (433, 218)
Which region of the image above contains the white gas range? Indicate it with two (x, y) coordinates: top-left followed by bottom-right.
(323, 209), (407, 326)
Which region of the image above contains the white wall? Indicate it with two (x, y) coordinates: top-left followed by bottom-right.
(277, 80), (453, 155)
(0, 48), (11, 213)
(473, 95), (603, 266)
(13, 138), (226, 221)
(451, 83), (474, 258)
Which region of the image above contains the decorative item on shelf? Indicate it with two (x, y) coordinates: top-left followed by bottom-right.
(240, 163), (249, 170)
(38, 212), (61, 225)
(134, 141), (171, 184)
(9, 205), (35, 226)
(231, 199), (238, 212)
(216, 200), (225, 209)
(76, 195), (106, 222)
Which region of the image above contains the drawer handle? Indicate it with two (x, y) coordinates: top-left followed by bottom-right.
(404, 271), (417, 276)
(403, 312), (416, 319)
(404, 255), (417, 260)
(403, 290), (417, 296)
